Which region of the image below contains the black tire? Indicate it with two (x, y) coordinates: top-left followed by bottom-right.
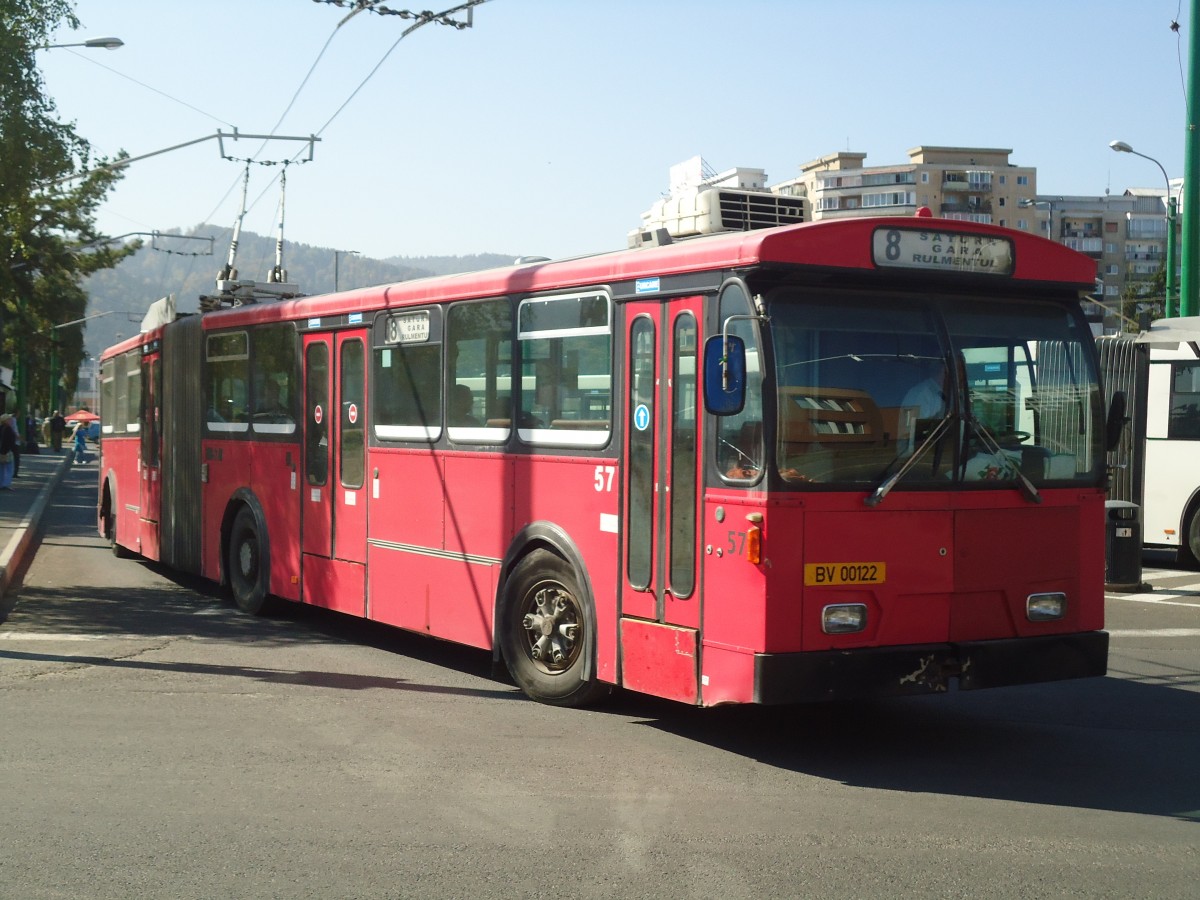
(1184, 506), (1200, 570)
(228, 506), (275, 615)
(499, 549), (608, 707)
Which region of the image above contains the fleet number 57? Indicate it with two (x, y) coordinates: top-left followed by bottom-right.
(593, 465), (615, 492)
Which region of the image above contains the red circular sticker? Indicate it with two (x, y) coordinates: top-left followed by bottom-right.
(314, 404), (323, 425)
(348, 403), (358, 425)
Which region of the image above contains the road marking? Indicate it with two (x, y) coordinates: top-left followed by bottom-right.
(1107, 628), (1200, 637)
(0, 632), (173, 641)
(1108, 595), (1200, 608)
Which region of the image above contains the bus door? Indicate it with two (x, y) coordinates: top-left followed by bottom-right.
(138, 350), (162, 559)
(619, 297), (703, 703)
(301, 330), (368, 614)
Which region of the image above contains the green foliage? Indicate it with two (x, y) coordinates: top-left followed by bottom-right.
(1119, 266), (1166, 334)
(1, 0), (134, 412)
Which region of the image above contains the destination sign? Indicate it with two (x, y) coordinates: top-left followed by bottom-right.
(872, 228), (1014, 276)
(386, 311), (430, 344)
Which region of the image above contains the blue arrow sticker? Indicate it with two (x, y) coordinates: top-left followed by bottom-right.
(634, 403), (651, 431)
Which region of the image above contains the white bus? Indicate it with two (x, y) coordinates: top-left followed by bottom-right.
(1108, 317), (1200, 562)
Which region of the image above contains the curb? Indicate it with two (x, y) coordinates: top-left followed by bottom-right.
(0, 453), (76, 602)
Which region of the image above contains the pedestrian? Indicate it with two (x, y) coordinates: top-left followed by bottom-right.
(24, 413), (40, 454)
(72, 422), (89, 464)
(10, 412), (20, 478)
(50, 410), (65, 453)
(0, 414), (17, 489)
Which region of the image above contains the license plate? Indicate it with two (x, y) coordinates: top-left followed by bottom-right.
(804, 562), (886, 586)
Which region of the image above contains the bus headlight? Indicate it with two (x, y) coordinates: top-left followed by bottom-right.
(822, 603), (867, 634)
(1027, 592), (1067, 622)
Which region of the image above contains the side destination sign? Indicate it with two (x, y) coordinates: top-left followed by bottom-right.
(872, 227), (1014, 276)
(386, 310), (430, 344)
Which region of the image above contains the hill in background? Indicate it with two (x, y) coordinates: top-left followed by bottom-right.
(81, 225), (514, 357)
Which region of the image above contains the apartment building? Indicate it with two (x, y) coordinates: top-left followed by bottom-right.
(796, 146), (1036, 227)
(634, 148), (1177, 331)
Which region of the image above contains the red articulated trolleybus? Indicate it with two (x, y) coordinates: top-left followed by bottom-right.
(98, 211), (1115, 707)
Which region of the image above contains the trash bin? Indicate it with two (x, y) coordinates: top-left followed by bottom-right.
(1105, 500), (1142, 590)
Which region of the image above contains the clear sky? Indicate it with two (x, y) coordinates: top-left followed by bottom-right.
(40, 0), (1189, 265)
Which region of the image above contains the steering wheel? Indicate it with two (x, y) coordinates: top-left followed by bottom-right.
(993, 430), (1031, 447)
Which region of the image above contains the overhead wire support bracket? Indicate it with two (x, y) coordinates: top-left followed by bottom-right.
(217, 128), (318, 165)
(49, 129), (321, 184)
(312, 0), (487, 30)
(150, 232), (216, 257)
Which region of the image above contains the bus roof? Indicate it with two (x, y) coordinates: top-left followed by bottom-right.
(1135, 315), (1200, 348)
(103, 216), (1097, 351)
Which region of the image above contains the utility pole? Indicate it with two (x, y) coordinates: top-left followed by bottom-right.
(1182, 0), (1200, 317)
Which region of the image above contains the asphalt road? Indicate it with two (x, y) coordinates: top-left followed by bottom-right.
(1, 465), (1197, 899)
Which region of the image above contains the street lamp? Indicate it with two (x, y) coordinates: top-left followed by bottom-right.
(1110, 140), (1177, 318)
(334, 249), (359, 291)
(48, 311), (115, 414)
(1018, 197), (1060, 243)
(43, 36), (124, 50)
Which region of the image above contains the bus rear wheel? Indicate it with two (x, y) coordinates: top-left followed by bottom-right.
(500, 549), (608, 707)
(228, 506), (274, 615)
(106, 503), (134, 560)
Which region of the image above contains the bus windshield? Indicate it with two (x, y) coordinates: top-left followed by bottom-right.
(768, 289), (1103, 490)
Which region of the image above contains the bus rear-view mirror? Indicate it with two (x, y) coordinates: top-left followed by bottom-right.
(704, 334), (746, 416)
(1105, 390), (1128, 451)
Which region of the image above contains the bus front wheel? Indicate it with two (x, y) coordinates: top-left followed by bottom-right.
(1186, 507), (1200, 570)
(228, 506), (274, 615)
(500, 549), (608, 707)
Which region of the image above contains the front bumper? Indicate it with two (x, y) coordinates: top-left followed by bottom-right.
(753, 631), (1109, 704)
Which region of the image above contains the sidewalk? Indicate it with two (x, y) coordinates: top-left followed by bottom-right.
(0, 448), (76, 602)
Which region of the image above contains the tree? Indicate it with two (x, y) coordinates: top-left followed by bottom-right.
(1, 0), (135, 417)
(1120, 266), (1166, 334)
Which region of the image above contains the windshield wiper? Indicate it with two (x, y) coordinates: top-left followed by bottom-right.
(964, 417), (1041, 504)
(864, 414), (955, 507)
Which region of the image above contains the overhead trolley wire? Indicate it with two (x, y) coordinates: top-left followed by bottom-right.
(241, 1), (490, 216)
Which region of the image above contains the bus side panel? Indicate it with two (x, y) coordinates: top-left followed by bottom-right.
(442, 454), (515, 561)
(137, 494), (161, 562)
(698, 494), (769, 700)
(303, 555), (365, 616)
(366, 545), (497, 649)
(512, 454), (619, 685)
(619, 618), (698, 704)
(101, 437), (141, 554)
(366, 447), (447, 631)
(201, 439), (301, 602)
(1143, 439), (1191, 548)
(364, 449), (502, 648)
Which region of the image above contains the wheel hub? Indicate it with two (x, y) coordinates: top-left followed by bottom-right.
(521, 585), (581, 671)
(238, 540), (254, 577)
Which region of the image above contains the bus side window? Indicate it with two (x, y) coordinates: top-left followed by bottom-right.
(306, 342), (330, 486)
(715, 282), (763, 481)
(517, 292), (612, 446)
(205, 331), (250, 432)
(250, 323), (298, 434)
(447, 298), (512, 442)
(374, 310), (443, 443)
(1169, 362), (1200, 439)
